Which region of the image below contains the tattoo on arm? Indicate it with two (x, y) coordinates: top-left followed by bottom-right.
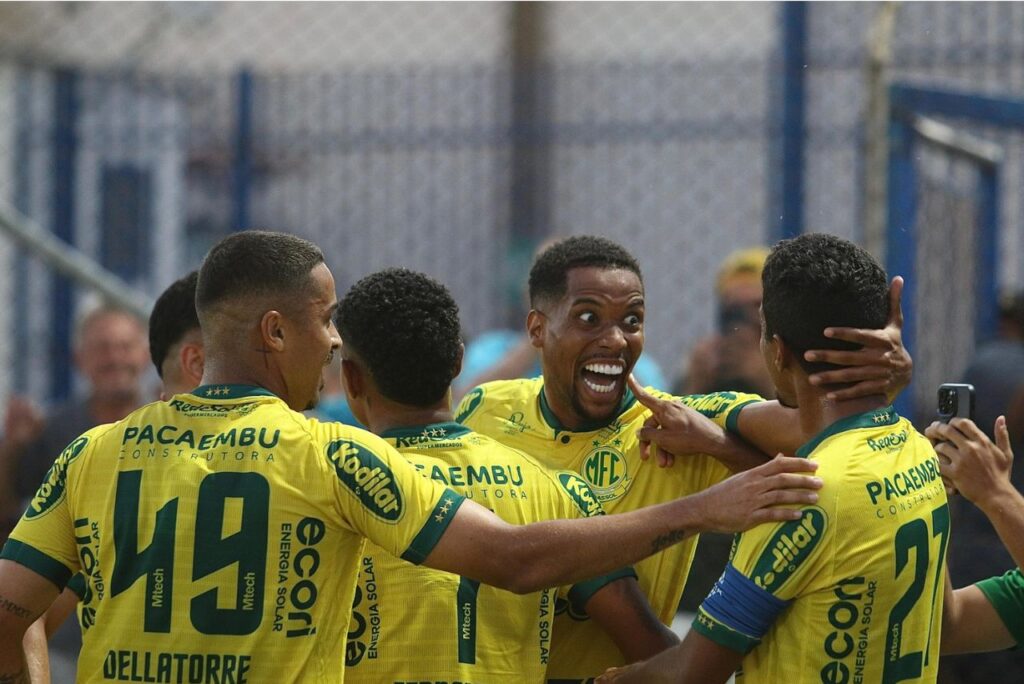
(0, 594), (32, 621)
(650, 529), (688, 553)
(0, 669), (27, 684)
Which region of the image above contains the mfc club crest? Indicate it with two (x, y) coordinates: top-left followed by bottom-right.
(581, 443), (631, 502)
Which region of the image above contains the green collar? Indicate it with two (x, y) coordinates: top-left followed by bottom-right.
(795, 405), (899, 458)
(189, 384), (278, 400)
(537, 384), (637, 435)
(379, 421), (472, 440)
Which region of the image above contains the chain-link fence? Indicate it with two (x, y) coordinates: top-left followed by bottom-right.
(1, 1), (1023, 408)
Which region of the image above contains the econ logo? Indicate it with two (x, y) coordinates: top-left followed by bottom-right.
(454, 387), (483, 423)
(557, 472), (603, 518)
(26, 436), (89, 519)
(750, 506), (826, 593)
(326, 439), (404, 522)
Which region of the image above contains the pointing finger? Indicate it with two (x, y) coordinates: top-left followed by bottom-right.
(628, 374), (664, 412)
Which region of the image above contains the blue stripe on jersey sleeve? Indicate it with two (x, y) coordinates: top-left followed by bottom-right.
(0, 539), (73, 590)
(699, 563), (790, 650)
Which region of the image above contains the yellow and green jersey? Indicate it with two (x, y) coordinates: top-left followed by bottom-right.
(346, 421), (628, 683)
(977, 568), (1024, 647)
(694, 406), (949, 683)
(456, 378), (761, 680)
(2, 385), (463, 683)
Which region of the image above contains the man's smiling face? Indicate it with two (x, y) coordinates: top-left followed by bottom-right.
(531, 266), (644, 430)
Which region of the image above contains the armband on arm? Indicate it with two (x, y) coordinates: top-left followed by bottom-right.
(692, 564), (790, 654)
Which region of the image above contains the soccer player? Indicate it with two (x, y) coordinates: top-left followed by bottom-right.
(41, 270), (206, 642)
(0, 230), (823, 683)
(339, 267), (680, 682)
(598, 233), (948, 683)
(456, 235), (913, 680)
(926, 415), (1024, 654)
(148, 270), (205, 400)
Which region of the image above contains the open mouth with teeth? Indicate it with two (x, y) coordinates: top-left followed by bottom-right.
(581, 361), (626, 395)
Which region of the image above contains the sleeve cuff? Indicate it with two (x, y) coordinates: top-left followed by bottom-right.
(692, 607), (761, 654)
(567, 566), (638, 613)
(400, 488), (466, 565)
(725, 399), (761, 434)
(67, 573), (88, 600)
(0, 538), (73, 590)
(977, 569), (1024, 649)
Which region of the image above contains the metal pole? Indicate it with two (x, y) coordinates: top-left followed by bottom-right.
(885, 114), (917, 419)
(232, 69), (254, 232)
(778, 1), (807, 241)
(0, 202), (153, 319)
(975, 164), (1000, 343)
(51, 69), (77, 400)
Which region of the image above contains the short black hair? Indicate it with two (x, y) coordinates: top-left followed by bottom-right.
(529, 235), (643, 307)
(762, 233), (889, 374)
(337, 268), (462, 408)
(196, 231), (324, 314)
(149, 271), (200, 377)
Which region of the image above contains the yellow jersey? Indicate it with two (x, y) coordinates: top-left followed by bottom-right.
(456, 378), (761, 680)
(693, 406), (949, 683)
(2, 385), (463, 683)
(346, 421), (628, 683)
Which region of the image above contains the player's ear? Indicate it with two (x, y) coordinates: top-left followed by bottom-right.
(527, 310), (545, 349)
(259, 310), (286, 352)
(181, 342), (205, 388)
(453, 343), (465, 379)
(340, 358), (365, 400)
(770, 333), (791, 372)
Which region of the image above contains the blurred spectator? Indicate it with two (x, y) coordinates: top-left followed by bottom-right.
(674, 247), (774, 398)
(0, 302), (148, 681)
(0, 304), (149, 531)
(676, 247), (772, 615)
(942, 289), (1024, 684)
(962, 290), (1024, 454)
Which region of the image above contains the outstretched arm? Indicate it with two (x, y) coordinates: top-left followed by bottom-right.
(941, 572), (1016, 654)
(927, 417), (1024, 654)
(628, 376), (769, 472)
(423, 457), (821, 594)
(927, 416), (1024, 567)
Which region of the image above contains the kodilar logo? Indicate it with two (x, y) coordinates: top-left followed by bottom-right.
(27, 436), (89, 519)
(750, 507), (826, 592)
(557, 472), (603, 518)
(326, 439), (404, 522)
(455, 388), (484, 423)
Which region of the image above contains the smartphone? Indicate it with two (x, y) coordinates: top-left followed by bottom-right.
(937, 383), (975, 423)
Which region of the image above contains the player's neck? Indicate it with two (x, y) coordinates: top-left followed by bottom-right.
(793, 376), (889, 441)
(198, 354), (283, 399)
(364, 392), (455, 435)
